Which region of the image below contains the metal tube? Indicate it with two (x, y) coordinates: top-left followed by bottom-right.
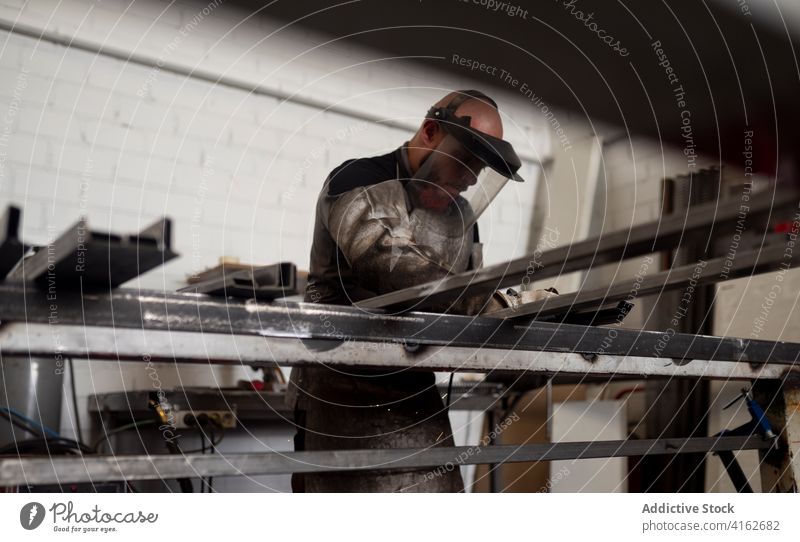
(0, 436), (772, 485)
(2, 285), (800, 365)
(0, 356), (64, 447)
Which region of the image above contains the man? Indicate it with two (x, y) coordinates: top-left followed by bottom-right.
(287, 89), (527, 492)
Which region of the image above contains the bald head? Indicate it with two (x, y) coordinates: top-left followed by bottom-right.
(433, 91), (503, 138)
(407, 91), (503, 173)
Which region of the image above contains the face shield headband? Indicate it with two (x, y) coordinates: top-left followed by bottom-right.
(426, 105), (526, 183)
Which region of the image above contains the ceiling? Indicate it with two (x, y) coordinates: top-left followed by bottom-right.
(232, 0), (800, 178)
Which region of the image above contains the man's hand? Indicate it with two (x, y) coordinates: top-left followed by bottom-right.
(481, 287), (559, 315)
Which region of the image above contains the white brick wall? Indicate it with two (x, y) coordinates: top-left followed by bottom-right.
(0, 0), (551, 292)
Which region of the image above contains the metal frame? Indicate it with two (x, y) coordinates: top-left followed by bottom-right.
(0, 436), (773, 485)
(0, 323), (794, 381)
(0, 205), (25, 279)
(6, 216), (177, 289)
(0, 288), (797, 489)
(1, 285), (799, 365)
(178, 262), (298, 300)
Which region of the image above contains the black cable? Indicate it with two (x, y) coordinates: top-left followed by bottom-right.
(67, 358), (83, 441)
(91, 419), (156, 453)
(147, 398), (193, 493)
(183, 415), (224, 492)
(182, 423), (225, 453)
(0, 436), (93, 455)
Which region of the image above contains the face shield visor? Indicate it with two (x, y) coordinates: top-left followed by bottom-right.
(409, 108), (525, 234)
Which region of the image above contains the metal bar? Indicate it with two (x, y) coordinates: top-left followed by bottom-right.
(0, 323), (793, 381)
(490, 241), (799, 320)
(5, 217), (177, 289)
(178, 262), (298, 300)
(356, 190), (799, 311)
(0, 205), (24, 279)
(0, 436), (772, 485)
(2, 285), (800, 364)
(716, 450), (753, 493)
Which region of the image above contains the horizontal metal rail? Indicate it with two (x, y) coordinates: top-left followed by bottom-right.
(1, 285), (800, 364)
(490, 241), (799, 320)
(0, 436), (772, 485)
(0, 285), (800, 366)
(0, 323), (791, 380)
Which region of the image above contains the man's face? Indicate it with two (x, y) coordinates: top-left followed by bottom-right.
(416, 143), (484, 212)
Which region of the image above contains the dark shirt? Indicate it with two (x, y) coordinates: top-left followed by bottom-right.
(305, 147), (411, 305)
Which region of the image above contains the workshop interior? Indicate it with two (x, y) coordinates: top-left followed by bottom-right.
(1, 0), (800, 501)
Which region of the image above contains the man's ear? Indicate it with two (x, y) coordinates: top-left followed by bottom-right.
(420, 119), (441, 147)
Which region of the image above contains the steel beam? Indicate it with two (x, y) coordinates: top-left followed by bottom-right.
(178, 262), (298, 300)
(356, 190), (799, 311)
(1, 285), (800, 364)
(0, 323), (794, 381)
(0, 436), (773, 485)
(490, 241), (800, 320)
(0, 205), (25, 279)
(5, 216), (177, 289)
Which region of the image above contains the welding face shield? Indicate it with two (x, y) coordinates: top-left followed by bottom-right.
(408, 106), (525, 233)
